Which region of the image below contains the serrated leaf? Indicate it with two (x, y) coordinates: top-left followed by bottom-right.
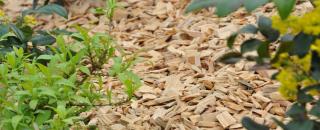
(273, 0), (296, 20)
(244, 0), (268, 12)
(36, 4), (68, 19)
(218, 51), (242, 64)
(31, 34), (56, 46)
(185, 0), (217, 13)
(241, 39), (263, 53)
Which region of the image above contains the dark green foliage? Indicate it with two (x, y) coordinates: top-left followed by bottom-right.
(0, 23), (58, 59)
(185, 0), (298, 19)
(24, 4), (68, 19)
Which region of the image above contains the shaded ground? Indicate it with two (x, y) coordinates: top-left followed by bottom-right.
(3, 0), (314, 130)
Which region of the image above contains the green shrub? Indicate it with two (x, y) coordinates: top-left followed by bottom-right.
(0, 26), (142, 129)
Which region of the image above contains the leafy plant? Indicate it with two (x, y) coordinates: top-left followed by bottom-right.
(185, 0), (314, 19)
(0, 42), (99, 130)
(92, 0), (119, 22)
(71, 26), (141, 102)
(216, 0), (320, 130)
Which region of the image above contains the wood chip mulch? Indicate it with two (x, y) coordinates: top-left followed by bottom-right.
(4, 0), (314, 129)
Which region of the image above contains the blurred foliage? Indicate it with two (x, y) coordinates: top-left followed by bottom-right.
(185, 0), (310, 19)
(212, 0), (320, 129)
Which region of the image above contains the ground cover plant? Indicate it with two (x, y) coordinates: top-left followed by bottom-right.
(0, 1), (142, 129)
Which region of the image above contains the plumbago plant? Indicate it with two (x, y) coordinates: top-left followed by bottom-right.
(205, 1), (320, 130)
(0, 26), (141, 129)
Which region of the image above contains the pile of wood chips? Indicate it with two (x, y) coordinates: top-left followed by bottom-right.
(3, 0), (314, 130)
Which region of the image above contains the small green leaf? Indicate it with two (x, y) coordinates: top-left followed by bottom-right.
(241, 117), (269, 130)
(227, 24), (258, 49)
(185, 0), (217, 13)
(244, 0), (268, 12)
(227, 33), (237, 49)
(273, 0), (296, 20)
(36, 4), (68, 19)
(218, 51), (242, 64)
(216, 0), (243, 17)
(239, 24), (258, 34)
(258, 16), (280, 42)
(37, 55), (53, 60)
(79, 66), (91, 75)
(241, 39), (263, 54)
(72, 95), (91, 105)
(29, 99), (38, 110)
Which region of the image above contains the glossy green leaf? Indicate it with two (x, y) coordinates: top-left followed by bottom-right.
(31, 34), (56, 46)
(218, 51), (242, 64)
(289, 32), (315, 58)
(273, 0), (296, 19)
(227, 24), (258, 49)
(258, 16), (280, 42)
(9, 24), (25, 42)
(36, 4), (68, 19)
